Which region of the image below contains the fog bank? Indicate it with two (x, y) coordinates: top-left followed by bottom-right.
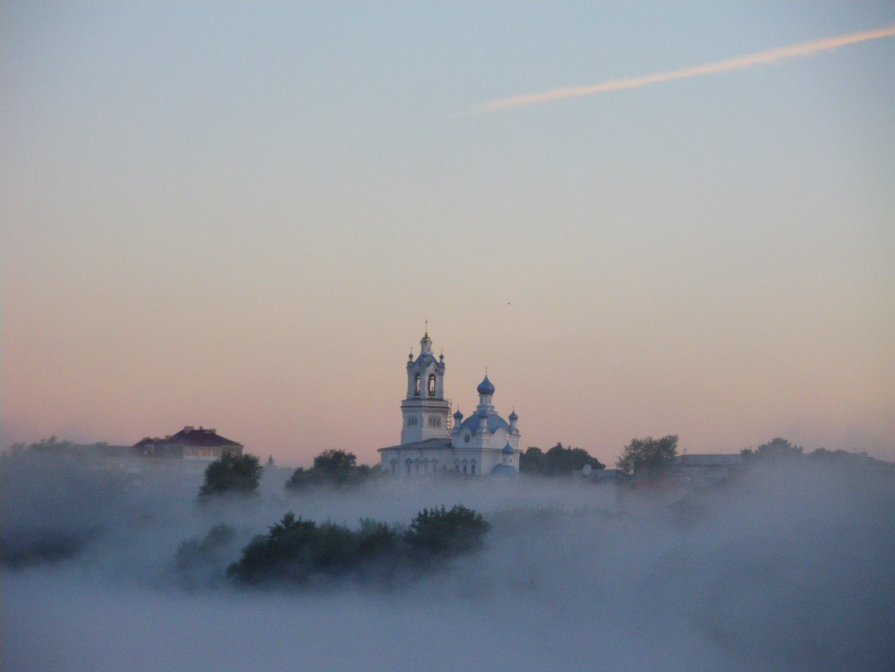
(3, 455), (894, 671)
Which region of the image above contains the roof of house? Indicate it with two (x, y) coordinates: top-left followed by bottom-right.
(134, 426), (242, 448)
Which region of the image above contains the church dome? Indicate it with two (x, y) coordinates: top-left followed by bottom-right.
(453, 409), (463, 420)
(477, 375), (495, 396)
(509, 409), (518, 421)
(490, 464), (517, 478)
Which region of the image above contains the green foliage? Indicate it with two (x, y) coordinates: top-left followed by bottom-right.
(520, 443), (605, 476)
(227, 506), (490, 586)
(227, 512), (402, 584)
(404, 505), (490, 559)
(198, 453), (263, 498)
(286, 449), (377, 490)
(616, 435), (678, 476)
(742, 437), (803, 462)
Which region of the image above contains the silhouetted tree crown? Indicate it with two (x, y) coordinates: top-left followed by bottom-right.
(616, 435), (678, 476)
(227, 506), (490, 585)
(742, 437), (803, 462)
(520, 443), (604, 476)
(286, 449), (375, 490)
(404, 505), (490, 559)
(198, 453), (262, 498)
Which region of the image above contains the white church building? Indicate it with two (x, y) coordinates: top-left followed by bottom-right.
(378, 330), (521, 477)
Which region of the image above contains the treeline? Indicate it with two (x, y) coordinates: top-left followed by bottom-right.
(519, 443), (604, 476)
(225, 505), (489, 586)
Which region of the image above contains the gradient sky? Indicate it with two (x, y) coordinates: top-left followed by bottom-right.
(3, 2), (894, 467)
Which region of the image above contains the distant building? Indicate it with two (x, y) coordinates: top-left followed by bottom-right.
(134, 426), (243, 461)
(672, 453), (743, 487)
(379, 330), (521, 477)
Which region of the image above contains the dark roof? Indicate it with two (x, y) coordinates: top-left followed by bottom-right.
(378, 438), (452, 452)
(134, 426), (242, 448)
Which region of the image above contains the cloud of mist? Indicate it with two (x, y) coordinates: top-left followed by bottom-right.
(3, 452), (894, 672)
(475, 24), (895, 114)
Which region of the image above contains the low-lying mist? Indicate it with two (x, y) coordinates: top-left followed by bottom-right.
(3, 452), (894, 672)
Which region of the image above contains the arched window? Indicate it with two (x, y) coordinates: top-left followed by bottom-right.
(462, 461), (468, 475)
(428, 373), (436, 397)
(414, 459), (421, 474)
(405, 459), (412, 475)
(470, 461), (476, 476)
(414, 375), (421, 396)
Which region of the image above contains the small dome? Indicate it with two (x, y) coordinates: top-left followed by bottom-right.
(509, 409), (518, 421)
(490, 464), (517, 478)
(453, 409), (463, 420)
(476, 375), (495, 396)
(502, 441), (514, 454)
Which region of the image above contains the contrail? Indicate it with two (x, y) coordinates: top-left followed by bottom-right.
(476, 24), (895, 114)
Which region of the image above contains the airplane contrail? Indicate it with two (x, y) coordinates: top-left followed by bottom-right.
(475, 24), (895, 114)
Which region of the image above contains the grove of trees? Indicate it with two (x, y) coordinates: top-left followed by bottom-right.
(519, 443), (604, 476)
(227, 505), (490, 585)
(616, 435), (678, 476)
(285, 449), (376, 490)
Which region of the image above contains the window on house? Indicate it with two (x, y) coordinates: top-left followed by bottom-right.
(428, 374), (436, 396)
(414, 375), (421, 396)
(427, 416), (441, 428)
(470, 462), (476, 476)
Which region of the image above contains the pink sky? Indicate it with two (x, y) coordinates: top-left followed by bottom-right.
(3, 4), (893, 467)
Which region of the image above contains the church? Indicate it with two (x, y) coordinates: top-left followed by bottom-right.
(378, 330), (521, 477)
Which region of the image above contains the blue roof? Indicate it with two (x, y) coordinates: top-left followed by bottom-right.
(476, 375), (495, 395)
(490, 464), (518, 477)
(414, 353), (438, 368)
(456, 412), (510, 435)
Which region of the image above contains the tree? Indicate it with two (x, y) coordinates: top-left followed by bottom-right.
(404, 505), (490, 559)
(742, 437), (803, 462)
(616, 435), (678, 477)
(198, 453), (262, 498)
(520, 443), (605, 476)
(286, 449), (374, 490)
(314, 449), (356, 478)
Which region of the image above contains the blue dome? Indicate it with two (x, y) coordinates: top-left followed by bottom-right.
(477, 375), (495, 396)
(453, 409), (463, 419)
(509, 410), (518, 421)
(490, 464), (518, 478)
(457, 412), (510, 435)
(503, 441), (514, 454)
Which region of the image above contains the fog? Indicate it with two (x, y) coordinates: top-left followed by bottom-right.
(3, 454), (894, 672)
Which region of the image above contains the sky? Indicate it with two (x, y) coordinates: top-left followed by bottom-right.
(3, 2), (894, 467)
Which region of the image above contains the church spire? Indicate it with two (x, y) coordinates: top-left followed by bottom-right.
(420, 321), (433, 354)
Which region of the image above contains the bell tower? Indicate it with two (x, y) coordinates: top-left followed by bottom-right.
(401, 328), (450, 444)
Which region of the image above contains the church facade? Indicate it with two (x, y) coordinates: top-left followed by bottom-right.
(378, 331), (521, 477)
